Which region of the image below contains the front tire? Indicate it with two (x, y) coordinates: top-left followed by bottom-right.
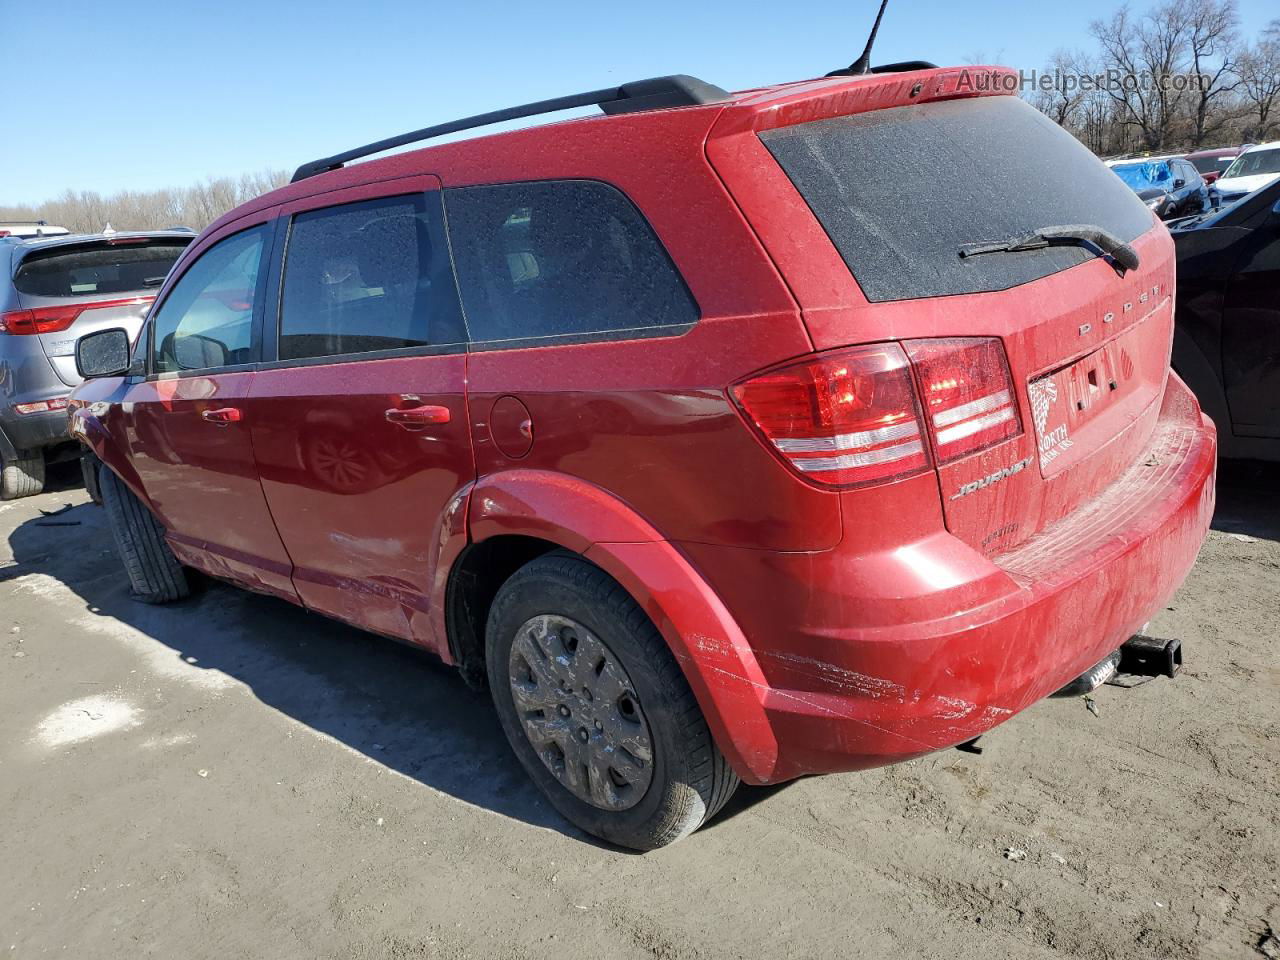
(486, 552), (738, 850)
(1, 449), (45, 500)
(99, 469), (190, 604)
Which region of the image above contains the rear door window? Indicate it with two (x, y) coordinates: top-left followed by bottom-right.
(444, 179), (698, 345)
(278, 193), (465, 361)
(150, 227), (266, 373)
(759, 96), (1154, 302)
(14, 240), (190, 298)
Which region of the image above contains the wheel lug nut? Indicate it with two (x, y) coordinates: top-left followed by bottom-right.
(558, 705), (570, 717)
(577, 728), (589, 743)
(594, 720), (603, 731)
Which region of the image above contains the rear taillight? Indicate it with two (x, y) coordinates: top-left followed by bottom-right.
(731, 343), (931, 490)
(0, 296), (153, 336)
(904, 338), (1022, 464)
(734, 338), (1023, 489)
(1, 306), (82, 335)
(14, 397), (69, 415)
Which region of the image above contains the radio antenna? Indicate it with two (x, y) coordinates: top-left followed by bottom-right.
(830, 0), (891, 76)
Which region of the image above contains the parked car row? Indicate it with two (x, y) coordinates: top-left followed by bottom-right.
(12, 59), (1270, 850)
(1106, 142), (1280, 221)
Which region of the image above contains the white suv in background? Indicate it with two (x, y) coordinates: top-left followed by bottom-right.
(1213, 141), (1280, 207)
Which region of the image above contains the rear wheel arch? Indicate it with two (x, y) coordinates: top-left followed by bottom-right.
(446, 535), (564, 689)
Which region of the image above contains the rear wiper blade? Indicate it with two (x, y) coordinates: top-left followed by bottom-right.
(959, 224), (1140, 276)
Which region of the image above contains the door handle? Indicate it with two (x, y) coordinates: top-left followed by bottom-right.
(385, 404), (451, 429)
(201, 407), (242, 425)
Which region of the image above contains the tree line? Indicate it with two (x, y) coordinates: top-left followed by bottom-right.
(1028, 1), (1280, 156)
(0, 170), (290, 235)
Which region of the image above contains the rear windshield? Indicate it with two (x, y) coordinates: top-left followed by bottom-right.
(1189, 154), (1235, 175)
(759, 96), (1153, 302)
(13, 240), (190, 298)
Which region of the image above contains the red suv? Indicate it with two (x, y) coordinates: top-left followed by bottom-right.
(70, 66), (1216, 850)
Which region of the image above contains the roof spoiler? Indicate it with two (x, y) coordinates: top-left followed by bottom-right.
(290, 75), (730, 183)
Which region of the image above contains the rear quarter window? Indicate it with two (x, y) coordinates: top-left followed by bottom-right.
(443, 179), (698, 345)
(13, 241), (189, 297)
(759, 96), (1155, 302)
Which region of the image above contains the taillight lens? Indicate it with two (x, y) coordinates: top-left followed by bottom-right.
(14, 397), (69, 415)
(0, 296), (153, 336)
(904, 337), (1022, 463)
(1, 306), (83, 335)
(732, 343), (931, 489)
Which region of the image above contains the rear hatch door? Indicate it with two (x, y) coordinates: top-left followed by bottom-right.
(12, 236), (190, 385)
(712, 80), (1173, 554)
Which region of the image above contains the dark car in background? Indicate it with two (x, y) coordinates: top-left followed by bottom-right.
(1185, 146), (1243, 186)
(1108, 156), (1209, 219)
(1, 231), (193, 497)
(1170, 177), (1280, 461)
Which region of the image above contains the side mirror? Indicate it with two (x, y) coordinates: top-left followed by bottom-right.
(173, 334), (227, 370)
(1173, 178), (1186, 190)
(75, 327), (132, 379)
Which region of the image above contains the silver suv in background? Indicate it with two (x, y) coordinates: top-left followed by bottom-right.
(1, 231), (193, 497)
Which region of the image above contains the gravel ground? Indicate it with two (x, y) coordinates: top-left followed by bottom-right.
(2, 461), (1277, 960)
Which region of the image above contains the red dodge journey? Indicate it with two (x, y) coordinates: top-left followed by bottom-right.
(69, 64), (1216, 849)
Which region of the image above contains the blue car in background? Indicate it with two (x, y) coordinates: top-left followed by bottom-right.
(1107, 156), (1210, 220)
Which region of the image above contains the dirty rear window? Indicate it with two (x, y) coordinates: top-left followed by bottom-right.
(759, 96), (1154, 302)
(13, 241), (190, 298)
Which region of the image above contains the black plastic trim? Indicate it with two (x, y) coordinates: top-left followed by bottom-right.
(256, 340), (468, 373)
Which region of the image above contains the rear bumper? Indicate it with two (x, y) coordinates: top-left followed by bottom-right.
(681, 375), (1216, 783)
(0, 407), (71, 457)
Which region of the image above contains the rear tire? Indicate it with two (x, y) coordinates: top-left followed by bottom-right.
(99, 469), (189, 604)
(1, 450), (45, 500)
(486, 552), (738, 850)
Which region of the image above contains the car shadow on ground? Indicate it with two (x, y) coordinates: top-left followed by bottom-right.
(6, 482), (621, 847)
(20, 457), (1268, 848)
(1210, 459), (1280, 542)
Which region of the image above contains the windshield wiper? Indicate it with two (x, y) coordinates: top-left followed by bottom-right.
(959, 224), (1140, 276)
(141, 276), (167, 287)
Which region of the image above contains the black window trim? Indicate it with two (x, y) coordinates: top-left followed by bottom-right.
(257, 188), (469, 372)
(439, 176), (701, 353)
(143, 219), (278, 381)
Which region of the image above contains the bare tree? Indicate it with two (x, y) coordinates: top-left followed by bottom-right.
(1030, 49), (1099, 127)
(1237, 19), (1280, 141)
(1091, 3), (1193, 151)
(1183, 0), (1242, 146)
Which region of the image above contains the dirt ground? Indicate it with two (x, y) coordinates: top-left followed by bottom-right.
(2, 461), (1277, 960)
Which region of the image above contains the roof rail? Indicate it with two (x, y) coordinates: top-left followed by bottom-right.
(291, 75), (730, 183)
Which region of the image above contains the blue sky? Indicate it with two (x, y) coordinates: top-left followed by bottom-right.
(4, 0), (1276, 204)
